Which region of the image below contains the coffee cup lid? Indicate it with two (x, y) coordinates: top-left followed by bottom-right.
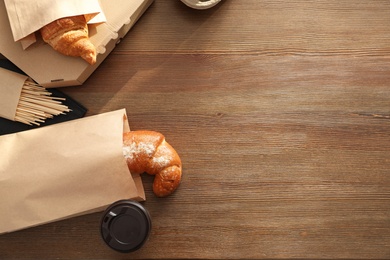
(100, 200), (151, 253)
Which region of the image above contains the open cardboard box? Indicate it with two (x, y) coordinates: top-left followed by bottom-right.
(0, 0), (154, 88)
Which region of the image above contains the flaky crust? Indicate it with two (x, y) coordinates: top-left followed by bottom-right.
(123, 130), (182, 197)
(40, 15), (96, 65)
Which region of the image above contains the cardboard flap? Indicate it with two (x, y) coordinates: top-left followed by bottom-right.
(91, 0), (151, 54)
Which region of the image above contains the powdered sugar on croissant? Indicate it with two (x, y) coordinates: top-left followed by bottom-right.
(123, 131), (182, 197)
(40, 15), (97, 65)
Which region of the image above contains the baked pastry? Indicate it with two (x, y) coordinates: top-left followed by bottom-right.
(123, 131), (182, 197)
(40, 15), (97, 65)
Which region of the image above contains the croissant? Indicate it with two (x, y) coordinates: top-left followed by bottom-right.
(40, 15), (97, 65)
(123, 130), (182, 197)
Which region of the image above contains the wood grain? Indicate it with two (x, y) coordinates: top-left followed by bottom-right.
(0, 0), (389, 259)
(116, 0), (390, 56)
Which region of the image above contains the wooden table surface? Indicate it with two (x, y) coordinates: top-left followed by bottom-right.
(1, 0), (390, 259)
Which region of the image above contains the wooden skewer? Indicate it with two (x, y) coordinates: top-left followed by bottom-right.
(16, 110), (47, 122)
(13, 79), (70, 125)
(18, 100), (65, 115)
(19, 96), (69, 109)
(22, 93), (66, 101)
(16, 107), (46, 117)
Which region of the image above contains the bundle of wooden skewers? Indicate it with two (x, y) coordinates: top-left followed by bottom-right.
(0, 67), (70, 126)
(15, 78), (70, 126)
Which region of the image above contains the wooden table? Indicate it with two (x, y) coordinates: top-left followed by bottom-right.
(1, 0), (389, 259)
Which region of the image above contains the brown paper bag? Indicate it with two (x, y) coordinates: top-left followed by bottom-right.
(4, 0), (106, 49)
(0, 67), (26, 121)
(0, 108), (145, 234)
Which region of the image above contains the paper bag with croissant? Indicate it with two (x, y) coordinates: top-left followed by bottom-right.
(0, 109), (145, 234)
(4, 0), (106, 64)
(40, 15), (97, 65)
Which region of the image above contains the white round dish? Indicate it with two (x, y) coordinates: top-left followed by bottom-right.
(180, 0), (222, 10)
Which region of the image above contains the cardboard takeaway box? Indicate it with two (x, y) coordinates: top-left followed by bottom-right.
(0, 0), (154, 88)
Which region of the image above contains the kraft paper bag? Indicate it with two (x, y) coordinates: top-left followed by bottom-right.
(0, 108), (145, 234)
(0, 67), (26, 121)
(4, 0), (106, 49)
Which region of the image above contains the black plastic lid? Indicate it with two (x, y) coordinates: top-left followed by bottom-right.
(100, 200), (151, 253)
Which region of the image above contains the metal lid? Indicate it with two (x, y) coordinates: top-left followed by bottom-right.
(100, 200), (151, 253)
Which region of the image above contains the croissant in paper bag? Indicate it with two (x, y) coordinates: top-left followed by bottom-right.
(123, 131), (182, 197)
(40, 15), (97, 65)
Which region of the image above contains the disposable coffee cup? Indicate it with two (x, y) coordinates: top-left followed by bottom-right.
(100, 200), (152, 253)
(180, 0), (221, 10)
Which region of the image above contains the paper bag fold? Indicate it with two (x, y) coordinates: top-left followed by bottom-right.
(0, 109), (145, 234)
(0, 67), (27, 121)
